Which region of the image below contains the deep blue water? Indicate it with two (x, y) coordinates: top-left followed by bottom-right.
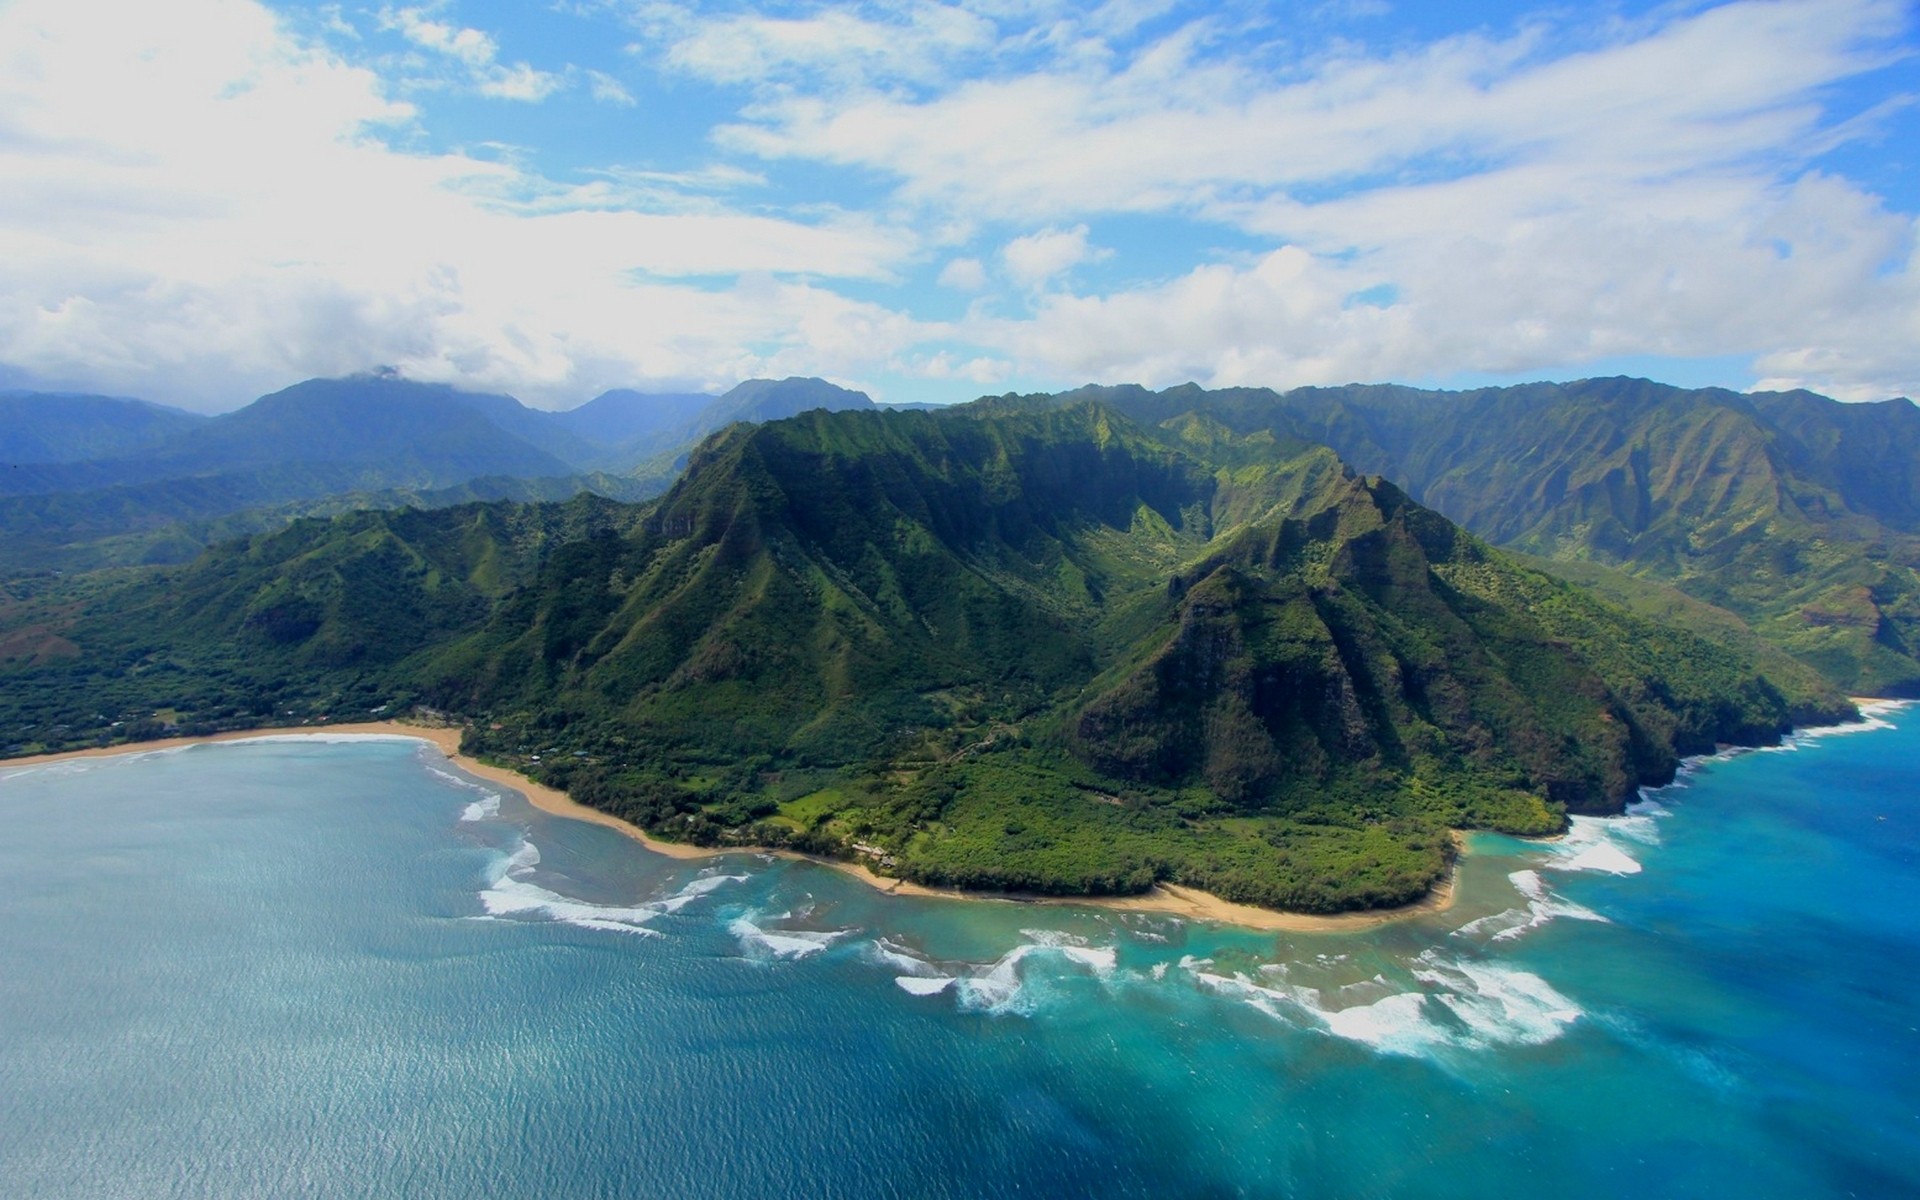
(1, 710), (1916, 1199)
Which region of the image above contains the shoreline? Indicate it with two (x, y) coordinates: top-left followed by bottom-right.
(0, 721), (1460, 932)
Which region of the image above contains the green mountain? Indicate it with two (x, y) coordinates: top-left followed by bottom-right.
(0, 401), (1848, 913)
(1074, 378), (1920, 695)
(0, 472), (653, 573)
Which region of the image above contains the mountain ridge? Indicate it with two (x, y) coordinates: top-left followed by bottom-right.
(1062, 377), (1920, 695)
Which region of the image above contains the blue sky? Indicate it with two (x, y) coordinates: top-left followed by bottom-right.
(1, 0), (1916, 410)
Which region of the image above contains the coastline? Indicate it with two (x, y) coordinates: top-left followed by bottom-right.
(1, 720), (1460, 932)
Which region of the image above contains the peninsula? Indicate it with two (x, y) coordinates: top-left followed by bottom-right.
(0, 398), (1853, 915)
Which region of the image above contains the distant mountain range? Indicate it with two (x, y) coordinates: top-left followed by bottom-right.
(0, 374), (875, 569)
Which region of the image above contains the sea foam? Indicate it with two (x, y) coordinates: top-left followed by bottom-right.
(474, 851), (743, 937)
(1547, 818), (1644, 875)
(729, 915), (850, 960)
(423, 764), (504, 822)
(459, 794), (502, 822)
(1453, 870), (1610, 943)
(479, 873), (664, 937)
(872, 930), (1119, 1014)
(1189, 948), (1584, 1058)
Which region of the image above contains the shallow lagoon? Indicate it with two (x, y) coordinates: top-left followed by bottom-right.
(2, 710), (1916, 1198)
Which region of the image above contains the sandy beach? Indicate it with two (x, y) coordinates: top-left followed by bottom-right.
(3, 720), (1460, 932)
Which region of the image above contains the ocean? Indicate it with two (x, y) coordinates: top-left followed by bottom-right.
(1, 709), (1915, 1199)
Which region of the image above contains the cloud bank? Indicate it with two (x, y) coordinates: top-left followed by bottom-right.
(0, 0), (1913, 408)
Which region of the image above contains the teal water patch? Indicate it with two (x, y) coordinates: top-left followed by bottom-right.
(1, 709), (1916, 1198)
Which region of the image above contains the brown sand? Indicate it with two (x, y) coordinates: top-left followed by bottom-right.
(4, 721), (1461, 931)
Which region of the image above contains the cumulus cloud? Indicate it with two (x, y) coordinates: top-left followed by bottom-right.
(3, 0), (1916, 407)
(658, 1), (997, 87)
(378, 4), (564, 101)
(586, 69), (636, 106)
(0, 0), (924, 408)
(938, 257), (989, 291)
(1002, 225), (1110, 288)
(701, 0), (1920, 398)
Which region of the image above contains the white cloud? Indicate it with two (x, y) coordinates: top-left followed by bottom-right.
(938, 257), (988, 290)
(384, 6), (497, 66)
(909, 350), (1013, 384)
(379, 4), (564, 102)
(0, 0), (925, 409)
(3, 0), (1917, 408)
(708, 0), (1920, 398)
(586, 69), (636, 106)
(659, 2), (997, 87)
(1002, 225), (1109, 287)
(477, 62), (564, 102)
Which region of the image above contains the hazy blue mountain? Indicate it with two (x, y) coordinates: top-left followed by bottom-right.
(0, 392), (206, 465)
(0, 374), (888, 573)
(551, 389), (714, 460)
(0, 375), (576, 497)
(697, 376), (875, 428)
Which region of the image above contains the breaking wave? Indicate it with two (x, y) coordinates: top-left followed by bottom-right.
(870, 929), (1119, 1015)
(730, 913), (851, 960)
(1454, 870), (1610, 943)
(475, 851), (744, 937)
(1190, 948), (1583, 1058)
(1546, 817), (1645, 875)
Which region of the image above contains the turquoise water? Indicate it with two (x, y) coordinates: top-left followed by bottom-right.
(1, 711), (1916, 1199)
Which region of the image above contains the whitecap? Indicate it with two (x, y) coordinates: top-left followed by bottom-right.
(1318, 992), (1455, 1056)
(478, 874), (662, 937)
(1059, 945), (1118, 974)
(872, 930), (1123, 1015)
(1451, 908), (1533, 940)
(954, 944), (1044, 1013)
(1559, 841), (1642, 874)
(471, 848), (747, 938)
(1420, 959), (1582, 1047)
(1456, 870), (1610, 943)
(1757, 702), (1908, 753)
(497, 840), (540, 877)
(868, 937), (938, 976)
(459, 794), (502, 822)
(1187, 949), (1584, 1057)
(1547, 819), (1643, 875)
(652, 873), (747, 913)
(1191, 966), (1454, 1056)
(729, 916), (849, 960)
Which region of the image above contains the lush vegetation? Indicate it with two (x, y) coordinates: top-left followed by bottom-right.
(1079, 378), (1920, 695)
(0, 399), (1852, 914)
